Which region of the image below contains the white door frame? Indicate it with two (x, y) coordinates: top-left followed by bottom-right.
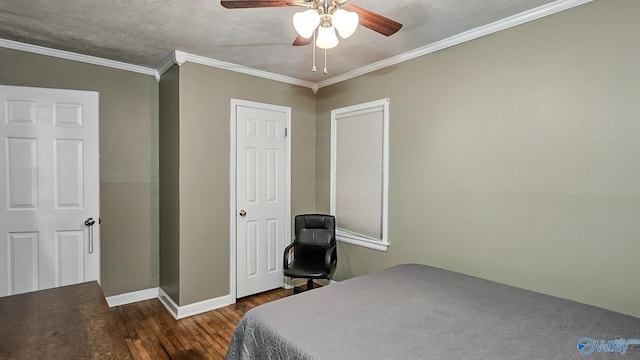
(229, 98), (291, 301)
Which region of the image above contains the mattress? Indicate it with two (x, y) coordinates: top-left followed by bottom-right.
(225, 264), (640, 360)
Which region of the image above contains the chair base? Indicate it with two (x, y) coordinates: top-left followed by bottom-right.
(292, 279), (315, 294)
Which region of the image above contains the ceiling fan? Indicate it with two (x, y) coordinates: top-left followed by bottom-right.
(221, 0), (402, 74)
(220, 0), (402, 47)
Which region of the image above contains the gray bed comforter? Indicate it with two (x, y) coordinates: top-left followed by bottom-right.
(225, 264), (640, 360)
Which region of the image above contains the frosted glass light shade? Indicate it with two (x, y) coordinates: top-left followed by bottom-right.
(293, 9), (320, 39)
(332, 9), (359, 38)
(316, 25), (339, 49)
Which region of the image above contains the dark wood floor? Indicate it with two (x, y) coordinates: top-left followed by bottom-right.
(111, 288), (292, 360)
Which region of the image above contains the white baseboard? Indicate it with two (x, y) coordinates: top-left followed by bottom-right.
(158, 288), (235, 320)
(106, 287), (159, 307)
(157, 288), (178, 315)
(106, 282), (309, 318)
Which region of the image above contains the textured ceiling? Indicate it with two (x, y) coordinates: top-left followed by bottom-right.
(0, 0), (559, 82)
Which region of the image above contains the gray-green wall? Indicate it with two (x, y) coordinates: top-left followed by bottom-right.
(2, 0), (637, 318)
(160, 62), (316, 306)
(316, 0), (640, 317)
(0, 47), (159, 296)
(159, 65), (181, 303)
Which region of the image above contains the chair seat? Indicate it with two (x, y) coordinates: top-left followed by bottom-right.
(284, 259), (330, 279)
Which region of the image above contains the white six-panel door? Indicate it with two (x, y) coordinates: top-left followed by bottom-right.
(235, 100), (289, 298)
(0, 85), (99, 297)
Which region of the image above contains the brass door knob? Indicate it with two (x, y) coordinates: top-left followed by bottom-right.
(239, 210), (247, 217)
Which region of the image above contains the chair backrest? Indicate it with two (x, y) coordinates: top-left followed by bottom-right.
(295, 214), (336, 246)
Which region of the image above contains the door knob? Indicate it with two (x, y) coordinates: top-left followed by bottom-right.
(239, 210), (247, 217)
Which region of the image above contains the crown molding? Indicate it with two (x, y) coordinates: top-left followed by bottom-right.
(316, 0), (593, 89)
(177, 51), (317, 91)
(157, 53), (177, 77)
(0, 0), (591, 90)
(0, 38), (159, 80)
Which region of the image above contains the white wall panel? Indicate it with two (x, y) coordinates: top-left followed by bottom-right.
(54, 139), (84, 208)
(6, 138), (38, 209)
(246, 221), (258, 277)
(266, 219), (277, 273)
(266, 149), (277, 203)
(56, 230), (84, 286)
(266, 120), (277, 140)
(6, 232), (39, 296)
(54, 103), (83, 128)
(246, 148), (258, 204)
(6, 100), (35, 125)
(246, 118), (257, 138)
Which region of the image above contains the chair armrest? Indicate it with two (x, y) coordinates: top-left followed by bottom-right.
(283, 241), (297, 270)
(324, 244), (337, 271)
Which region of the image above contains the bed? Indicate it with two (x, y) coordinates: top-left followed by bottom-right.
(225, 264), (640, 360)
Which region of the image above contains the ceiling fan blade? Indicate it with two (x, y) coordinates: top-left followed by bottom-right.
(221, 1), (291, 9)
(292, 35), (312, 46)
(344, 4), (403, 36)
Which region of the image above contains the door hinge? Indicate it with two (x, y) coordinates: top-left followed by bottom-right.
(285, 127), (288, 137)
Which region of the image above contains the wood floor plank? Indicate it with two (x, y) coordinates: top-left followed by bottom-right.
(112, 287), (295, 360)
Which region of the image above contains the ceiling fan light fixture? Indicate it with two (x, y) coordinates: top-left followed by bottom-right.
(293, 9), (320, 39)
(316, 25), (339, 49)
(332, 9), (359, 38)
(220, 0), (402, 74)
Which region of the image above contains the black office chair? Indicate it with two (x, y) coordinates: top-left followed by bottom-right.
(283, 214), (337, 293)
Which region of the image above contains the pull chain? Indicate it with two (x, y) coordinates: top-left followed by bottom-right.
(312, 30), (317, 72)
(323, 49), (328, 75)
